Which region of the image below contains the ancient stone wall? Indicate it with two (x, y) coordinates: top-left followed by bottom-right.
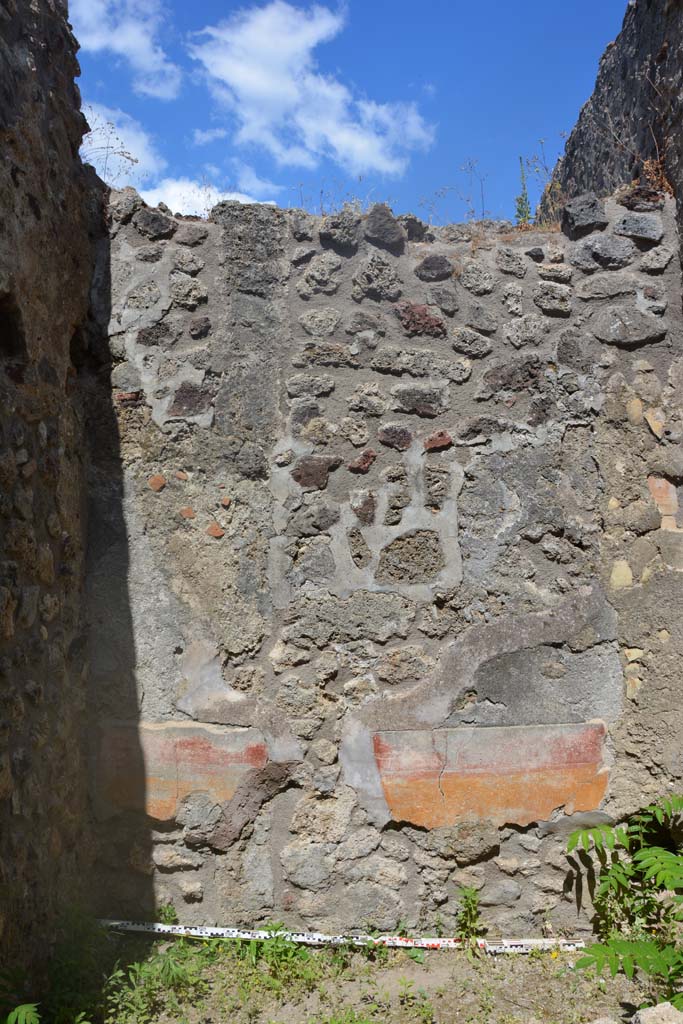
(544, 0), (683, 241)
(0, 0), (98, 965)
(91, 187), (683, 936)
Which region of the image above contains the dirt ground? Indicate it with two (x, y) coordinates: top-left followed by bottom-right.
(149, 943), (643, 1024)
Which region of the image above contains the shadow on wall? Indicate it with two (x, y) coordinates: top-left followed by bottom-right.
(77, 189), (155, 923)
(0, 0), (153, 974)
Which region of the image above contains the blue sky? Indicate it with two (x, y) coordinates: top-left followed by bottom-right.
(72, 0), (628, 220)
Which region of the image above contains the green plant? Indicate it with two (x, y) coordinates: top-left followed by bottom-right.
(567, 796), (683, 939)
(568, 794), (683, 1007)
(357, 931), (389, 965)
(455, 886), (486, 943)
(414, 990), (436, 1024)
(577, 938), (683, 1007)
(156, 901), (179, 925)
(398, 976), (415, 1005)
(514, 155), (532, 226)
(5, 1006), (40, 1024)
(235, 923), (310, 976)
(104, 939), (213, 1024)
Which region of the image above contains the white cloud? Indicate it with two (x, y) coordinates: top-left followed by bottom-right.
(140, 177), (262, 216)
(232, 162), (285, 198)
(189, 1), (435, 176)
(70, 0), (181, 99)
(81, 102), (167, 186)
(193, 127), (229, 146)
(81, 104), (276, 216)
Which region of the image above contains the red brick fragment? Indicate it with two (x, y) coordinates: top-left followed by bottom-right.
(148, 474), (166, 492)
(115, 390), (142, 404)
(175, 470), (189, 481)
(423, 429), (453, 451)
(220, 496), (232, 508)
(348, 449), (377, 474)
(206, 522), (225, 538)
(179, 507), (195, 519)
(291, 455), (342, 490)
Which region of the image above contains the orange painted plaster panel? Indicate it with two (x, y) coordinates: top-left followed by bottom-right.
(99, 721), (268, 821)
(373, 723), (607, 827)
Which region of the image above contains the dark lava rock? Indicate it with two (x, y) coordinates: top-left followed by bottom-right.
(364, 204), (406, 251)
(134, 206), (177, 240)
(414, 254), (453, 282)
(561, 193), (608, 240)
(614, 212), (664, 243)
(378, 423), (413, 451)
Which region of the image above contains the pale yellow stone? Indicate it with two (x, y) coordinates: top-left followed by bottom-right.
(625, 647), (644, 662)
(610, 559), (633, 590)
(661, 515), (678, 531)
(644, 407), (666, 439)
(642, 566), (653, 584)
(608, 497), (621, 511)
(626, 397), (644, 425)
(626, 677), (643, 700)
(659, 629), (671, 642)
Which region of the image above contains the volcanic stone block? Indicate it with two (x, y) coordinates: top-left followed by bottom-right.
(373, 722), (608, 828)
(496, 246), (526, 278)
(570, 234), (636, 271)
(352, 254), (402, 302)
(319, 208), (361, 252)
(460, 260), (494, 295)
(430, 285), (459, 315)
(532, 281), (572, 318)
(561, 193), (608, 239)
(298, 307), (342, 337)
(376, 530), (445, 583)
(641, 247), (674, 273)
(133, 206), (177, 240)
(391, 381), (449, 417)
(296, 252), (342, 299)
(591, 306), (667, 347)
(451, 326), (492, 358)
(97, 721), (268, 821)
(465, 302), (498, 334)
(614, 212), (664, 243)
(364, 203), (406, 251)
(414, 254), (454, 282)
